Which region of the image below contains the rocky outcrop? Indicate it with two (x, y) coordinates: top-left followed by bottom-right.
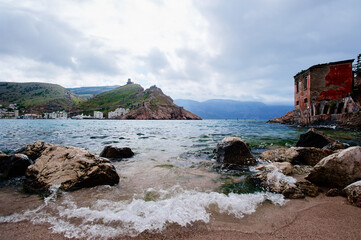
(267, 110), (296, 124)
(216, 137), (256, 166)
(24, 144), (119, 193)
(259, 147), (334, 166)
(344, 181), (361, 207)
(15, 141), (52, 161)
(296, 128), (347, 150)
(0, 154), (33, 179)
(100, 146), (134, 159)
(122, 102), (201, 120)
(306, 146), (361, 188)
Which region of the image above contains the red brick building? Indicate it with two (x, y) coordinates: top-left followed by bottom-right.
(294, 59), (359, 124)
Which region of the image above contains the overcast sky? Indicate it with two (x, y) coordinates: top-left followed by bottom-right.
(1, 0), (360, 104)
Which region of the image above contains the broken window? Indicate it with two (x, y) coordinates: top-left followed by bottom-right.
(337, 102), (344, 114)
(304, 98), (308, 103)
(296, 82), (299, 93)
(323, 105), (329, 114)
(304, 76), (308, 90)
(296, 101), (299, 105)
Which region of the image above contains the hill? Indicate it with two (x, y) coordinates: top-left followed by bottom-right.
(78, 84), (201, 120)
(67, 85), (120, 98)
(174, 99), (293, 120)
(0, 82), (83, 113)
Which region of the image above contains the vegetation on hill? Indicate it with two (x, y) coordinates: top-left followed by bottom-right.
(78, 84), (174, 113)
(0, 82), (83, 112)
(67, 85), (120, 99)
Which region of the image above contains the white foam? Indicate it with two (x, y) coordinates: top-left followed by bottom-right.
(0, 186), (286, 239)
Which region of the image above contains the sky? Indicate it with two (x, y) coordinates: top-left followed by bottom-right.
(0, 0), (360, 105)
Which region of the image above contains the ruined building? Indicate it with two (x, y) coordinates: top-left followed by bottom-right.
(270, 59), (361, 129)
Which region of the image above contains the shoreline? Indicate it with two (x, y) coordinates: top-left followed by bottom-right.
(1, 190), (360, 240)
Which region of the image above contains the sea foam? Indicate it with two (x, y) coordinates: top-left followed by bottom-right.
(0, 186), (286, 239)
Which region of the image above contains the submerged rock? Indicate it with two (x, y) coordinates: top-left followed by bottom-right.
(216, 137), (256, 166)
(296, 128), (347, 150)
(15, 141), (52, 161)
(100, 146), (134, 159)
(251, 162), (318, 199)
(259, 147), (334, 166)
(24, 144), (119, 193)
(306, 146), (361, 188)
(0, 154), (33, 179)
(255, 162), (293, 175)
(344, 181), (361, 207)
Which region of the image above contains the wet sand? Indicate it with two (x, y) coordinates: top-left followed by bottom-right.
(1, 189), (360, 240)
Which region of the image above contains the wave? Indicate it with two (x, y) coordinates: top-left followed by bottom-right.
(0, 185), (286, 239)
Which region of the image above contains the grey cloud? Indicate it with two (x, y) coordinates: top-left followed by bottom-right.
(141, 48), (169, 73)
(0, 4), (120, 75)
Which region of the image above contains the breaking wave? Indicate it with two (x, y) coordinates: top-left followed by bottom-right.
(0, 185), (286, 239)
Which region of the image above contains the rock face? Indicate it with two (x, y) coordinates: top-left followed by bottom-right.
(306, 146), (361, 188)
(100, 146), (134, 159)
(296, 128), (347, 150)
(24, 144), (119, 193)
(0, 154), (33, 179)
(15, 141), (52, 161)
(122, 102), (201, 120)
(216, 137), (256, 166)
(344, 181), (361, 207)
(259, 147), (334, 166)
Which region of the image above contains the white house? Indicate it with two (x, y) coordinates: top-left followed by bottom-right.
(108, 108), (130, 119)
(93, 111), (104, 119)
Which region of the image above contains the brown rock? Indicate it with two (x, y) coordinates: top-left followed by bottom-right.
(216, 137), (256, 166)
(259, 147), (334, 166)
(268, 110), (296, 124)
(296, 128), (347, 150)
(296, 180), (319, 197)
(306, 146), (361, 188)
(100, 146), (134, 159)
(326, 188), (343, 197)
(344, 181), (361, 207)
(24, 144), (119, 193)
(15, 141), (52, 161)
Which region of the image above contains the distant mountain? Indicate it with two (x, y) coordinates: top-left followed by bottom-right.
(0, 82), (83, 112)
(174, 99), (293, 120)
(67, 85), (120, 98)
(78, 84), (201, 120)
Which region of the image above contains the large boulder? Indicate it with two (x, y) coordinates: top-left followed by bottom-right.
(296, 128), (347, 150)
(15, 141), (52, 161)
(216, 137), (256, 166)
(259, 147), (334, 166)
(0, 154), (33, 179)
(306, 146), (361, 188)
(24, 144), (120, 193)
(100, 146), (134, 159)
(344, 181), (361, 207)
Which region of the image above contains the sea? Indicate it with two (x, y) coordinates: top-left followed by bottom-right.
(0, 119), (360, 239)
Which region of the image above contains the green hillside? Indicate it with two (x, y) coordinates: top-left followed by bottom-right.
(78, 84), (173, 112)
(0, 82), (83, 112)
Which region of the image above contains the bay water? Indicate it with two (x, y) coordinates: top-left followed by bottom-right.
(0, 119), (360, 238)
